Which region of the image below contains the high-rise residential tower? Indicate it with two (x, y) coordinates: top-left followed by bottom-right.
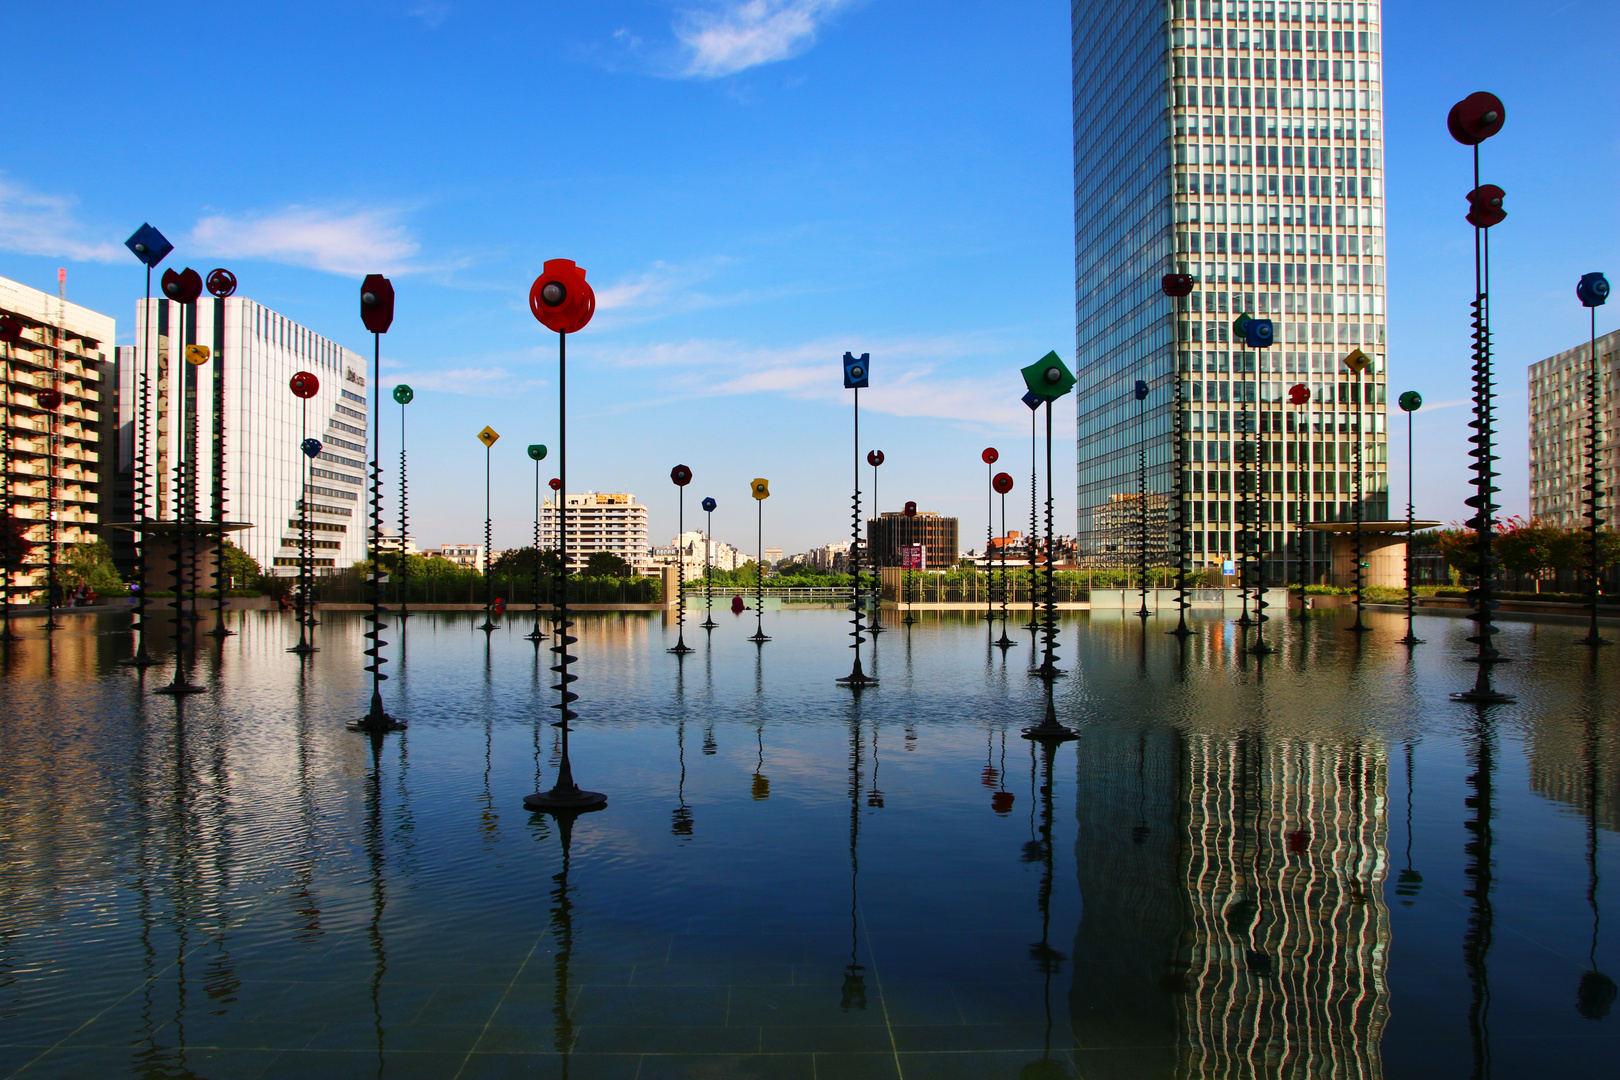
(1072, 0), (1389, 582)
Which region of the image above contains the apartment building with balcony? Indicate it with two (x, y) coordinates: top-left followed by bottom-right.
(541, 491), (650, 572)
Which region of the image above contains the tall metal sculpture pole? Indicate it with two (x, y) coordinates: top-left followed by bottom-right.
(838, 352), (874, 686)
(204, 269), (237, 638)
(1020, 354), (1076, 741)
(524, 258), (606, 813)
(1022, 389), (1041, 630)
(0, 317), (20, 643)
(669, 464), (694, 655)
(120, 224), (172, 663)
(38, 386), (62, 632)
(396, 385), (416, 620)
(476, 424), (500, 633)
(1021, 353), (1075, 703)
(867, 450), (886, 634)
(1132, 380), (1151, 619)
(993, 473), (1015, 648)
(351, 275), (403, 732)
(700, 497), (717, 630)
(526, 443), (547, 642)
(749, 479), (771, 644)
(1343, 348), (1372, 634)
(1576, 272), (1611, 646)
(1289, 384), (1312, 621)
(1163, 273), (1195, 636)
(981, 447), (999, 623)
(1398, 390), (1425, 645)
(1238, 315), (1276, 653)
(289, 372), (320, 654)
(901, 500), (918, 626)
(1449, 91), (1512, 703)
(1232, 317), (1256, 629)
(156, 267), (206, 694)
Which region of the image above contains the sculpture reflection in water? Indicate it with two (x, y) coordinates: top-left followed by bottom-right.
(1577, 701), (1615, 1019)
(672, 656), (693, 837)
(1022, 734), (1073, 1080)
(841, 699), (868, 1011)
(1462, 707), (1496, 1073)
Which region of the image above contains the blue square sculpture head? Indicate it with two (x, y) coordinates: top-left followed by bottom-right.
(125, 223), (173, 268)
(1245, 318), (1274, 349)
(843, 352), (870, 389)
(1577, 272), (1609, 309)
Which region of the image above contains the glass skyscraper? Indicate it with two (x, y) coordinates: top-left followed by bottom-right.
(1073, 0), (1389, 582)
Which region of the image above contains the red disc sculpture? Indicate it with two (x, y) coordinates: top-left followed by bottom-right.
(1287, 384), (1310, 406)
(361, 274), (396, 334)
(529, 260), (595, 334)
(671, 464), (692, 486)
(290, 371), (320, 399)
(160, 267), (203, 304)
(549, 477), (562, 491)
(205, 269), (237, 298)
(1447, 91), (1506, 146)
(981, 447), (998, 465)
(1161, 273), (1195, 298)
(36, 388), (61, 410)
(867, 450), (884, 467)
(904, 501), (917, 517)
(993, 472), (1014, 495)
(1466, 184), (1507, 229)
(0, 315), (20, 343)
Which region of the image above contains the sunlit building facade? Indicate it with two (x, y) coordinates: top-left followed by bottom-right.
(1072, 0), (1390, 583)
(1528, 327), (1619, 530)
(124, 296), (371, 577)
(541, 492), (650, 571)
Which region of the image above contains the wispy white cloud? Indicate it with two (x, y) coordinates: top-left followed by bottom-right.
(386, 365), (545, 397)
(596, 334), (1032, 429)
(0, 176), (126, 263)
(674, 0), (855, 78)
(591, 258), (747, 322)
(408, 2), (449, 28)
(188, 206), (422, 276)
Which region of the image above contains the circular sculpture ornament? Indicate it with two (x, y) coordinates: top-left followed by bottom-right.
(1577, 272), (1610, 309)
(160, 267), (203, 303)
(527, 444), (547, 461)
(671, 464), (692, 487)
(393, 384), (414, 405)
(549, 478), (562, 491)
(1447, 91), (1506, 146)
(751, 478), (770, 501)
(993, 472), (1014, 495)
(1399, 391), (1423, 413)
(529, 259), (596, 334)
(981, 447), (998, 464)
(1287, 384), (1310, 406)
(290, 371), (320, 399)
(301, 438), (323, 458)
(36, 388), (62, 410)
(904, 501), (917, 518)
(1161, 273), (1195, 298)
(867, 450), (884, 467)
(205, 268), (237, 298)
(702, 497), (717, 513)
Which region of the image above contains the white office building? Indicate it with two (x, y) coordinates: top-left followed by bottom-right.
(124, 295), (372, 576)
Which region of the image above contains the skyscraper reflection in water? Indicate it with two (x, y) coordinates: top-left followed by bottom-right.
(1072, 724), (1390, 1077)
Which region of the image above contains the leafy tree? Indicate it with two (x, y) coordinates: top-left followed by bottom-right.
(584, 551), (633, 578)
(1434, 527), (1480, 576)
(59, 540), (125, 596)
(491, 546), (565, 577)
(1496, 516), (1557, 589)
(219, 539), (262, 591)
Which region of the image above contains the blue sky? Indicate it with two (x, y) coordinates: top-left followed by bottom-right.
(1, 1), (1616, 555)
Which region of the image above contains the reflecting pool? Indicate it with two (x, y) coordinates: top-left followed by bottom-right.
(1, 606), (1617, 1079)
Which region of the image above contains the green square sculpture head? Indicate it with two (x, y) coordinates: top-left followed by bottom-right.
(1021, 351), (1075, 401)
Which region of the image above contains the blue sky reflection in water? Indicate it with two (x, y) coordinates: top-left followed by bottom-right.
(0, 607), (1617, 1078)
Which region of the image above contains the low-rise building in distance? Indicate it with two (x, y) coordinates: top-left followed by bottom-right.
(649, 530), (744, 577)
(541, 491), (650, 572)
(433, 543), (486, 571)
(867, 511), (959, 570)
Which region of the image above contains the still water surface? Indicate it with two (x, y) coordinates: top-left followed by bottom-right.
(0, 606), (1616, 1079)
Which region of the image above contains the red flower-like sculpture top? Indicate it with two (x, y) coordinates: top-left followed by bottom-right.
(289, 371), (320, 399)
(206, 268), (237, 298)
(1287, 384), (1310, 406)
(1447, 91), (1505, 146)
(529, 259), (595, 334)
(1161, 273), (1195, 298)
(36, 388), (62, 410)
(549, 478), (562, 491)
(671, 464), (692, 487)
(903, 501), (917, 518)
(981, 447), (998, 465)
(867, 450), (884, 467)
(161, 267), (203, 304)
(993, 472), (1014, 495)
(361, 274), (395, 334)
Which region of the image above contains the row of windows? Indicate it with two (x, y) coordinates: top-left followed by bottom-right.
(1178, 144), (1381, 171)
(341, 389), (367, 406)
(1184, 232), (1381, 258)
(1176, 114), (1379, 143)
(300, 501), (353, 517)
(303, 482), (357, 501)
(288, 519), (348, 532)
(1176, 1), (1378, 27)
(329, 419), (366, 438)
(309, 467), (360, 486)
(315, 450), (363, 470)
(1180, 56), (1378, 84)
(1174, 27), (1378, 54)
(1179, 204), (1380, 231)
(1180, 348), (1384, 377)
(335, 403), (367, 422)
(1185, 262), (1384, 290)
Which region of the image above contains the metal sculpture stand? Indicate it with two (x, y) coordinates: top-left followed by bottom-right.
(1024, 396), (1040, 630)
(0, 329), (19, 643)
(125, 278), (158, 659)
(700, 501), (718, 630)
(41, 388), (61, 633)
(1248, 371), (1274, 655)
(749, 493), (770, 644)
(1294, 390), (1312, 622)
(206, 276), (235, 638)
(1235, 377), (1255, 629)
(1165, 278), (1194, 637)
(478, 439), (498, 633)
(351, 286), (403, 733)
(1450, 93), (1512, 703)
(982, 449), (998, 623)
(837, 368), (872, 686)
(1027, 401), (1066, 689)
(868, 452), (885, 634)
(157, 295), (204, 695)
(1135, 441), (1150, 620)
(289, 387), (317, 655)
(398, 388), (415, 621)
(525, 315), (605, 812)
(527, 445), (547, 642)
(1398, 392), (1424, 645)
(1576, 275), (1611, 646)
(668, 467), (692, 655)
(1347, 362), (1370, 634)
